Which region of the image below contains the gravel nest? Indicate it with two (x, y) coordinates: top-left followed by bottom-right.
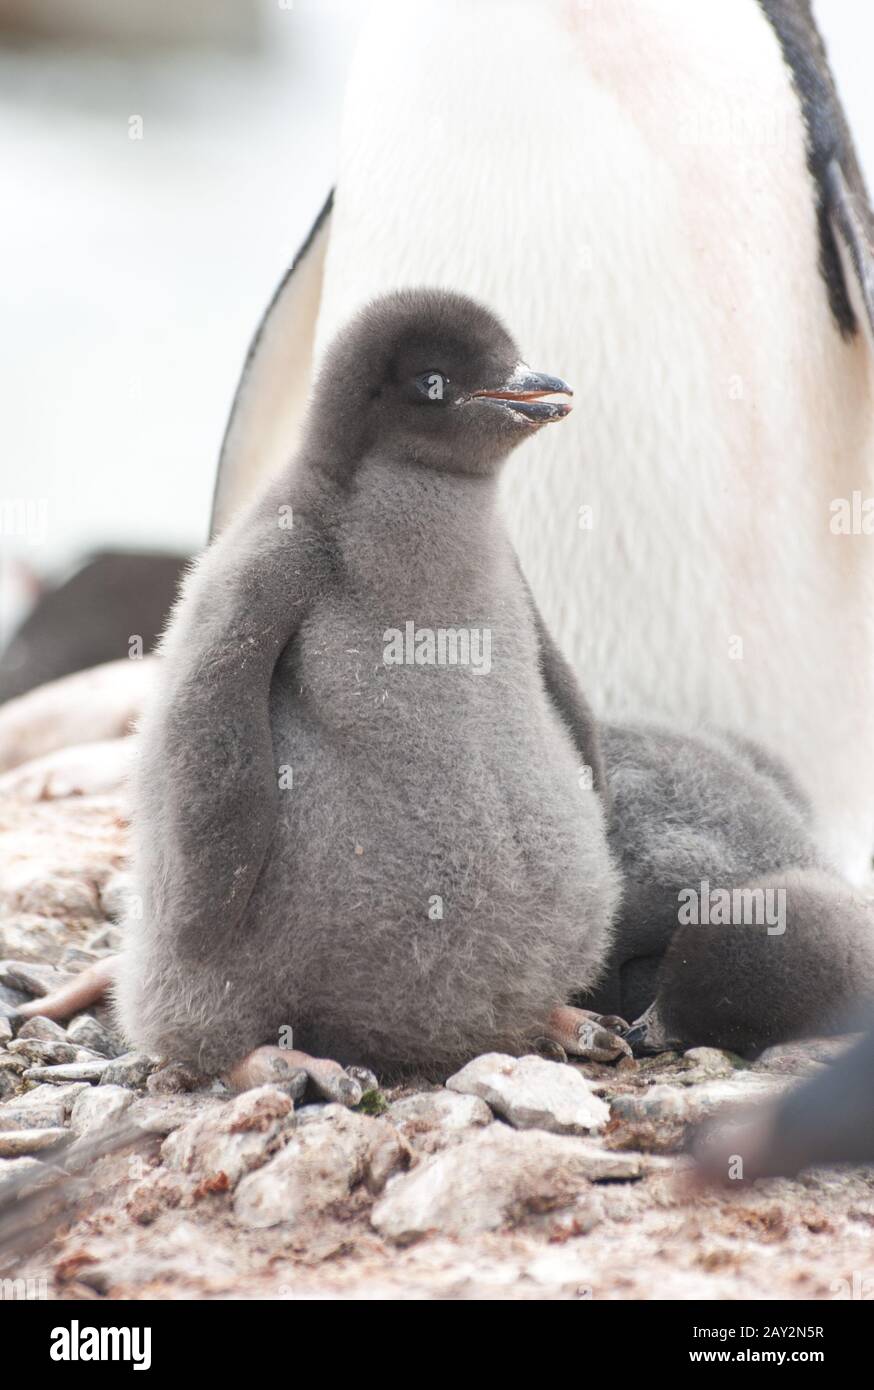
(1, 781), (872, 1301)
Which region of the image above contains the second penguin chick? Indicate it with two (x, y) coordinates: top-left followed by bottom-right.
(115, 289), (621, 1082)
(589, 723), (874, 1056)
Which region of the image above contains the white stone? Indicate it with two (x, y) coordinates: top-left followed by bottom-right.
(754, 1035), (859, 1076)
(24, 1058), (110, 1084)
(70, 1084), (135, 1136)
(9, 1038), (98, 1066)
(0, 1126), (68, 1156)
(66, 1013), (123, 1058)
(161, 1084), (294, 1187)
(611, 1074), (784, 1125)
(99, 870), (137, 921)
(234, 1107), (400, 1228)
(100, 1052), (156, 1088)
(127, 1094), (225, 1137)
(388, 1089), (492, 1151)
(14, 1015), (68, 1042)
(681, 1047), (738, 1077)
(0, 1156), (43, 1184)
(371, 1124), (641, 1243)
(0, 1082), (90, 1131)
(446, 1053), (610, 1135)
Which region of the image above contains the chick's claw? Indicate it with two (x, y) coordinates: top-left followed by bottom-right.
(546, 1004), (633, 1062)
(226, 1044), (364, 1106)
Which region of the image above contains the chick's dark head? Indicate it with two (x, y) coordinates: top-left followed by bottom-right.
(306, 288), (572, 477)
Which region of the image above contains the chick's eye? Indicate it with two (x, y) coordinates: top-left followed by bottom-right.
(415, 371), (448, 402)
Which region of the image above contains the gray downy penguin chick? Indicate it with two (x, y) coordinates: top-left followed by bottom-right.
(589, 723), (874, 1056)
(638, 869), (874, 1058)
(114, 289), (622, 1082)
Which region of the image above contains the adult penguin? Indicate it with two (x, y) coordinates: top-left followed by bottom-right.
(212, 0), (874, 882)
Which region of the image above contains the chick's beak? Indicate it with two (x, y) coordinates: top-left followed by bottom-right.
(471, 368), (573, 423)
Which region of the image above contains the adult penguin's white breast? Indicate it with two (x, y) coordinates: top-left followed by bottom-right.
(215, 0), (874, 880)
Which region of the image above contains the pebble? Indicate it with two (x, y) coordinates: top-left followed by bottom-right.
(234, 1107), (404, 1229)
(754, 1035), (859, 1077)
(127, 1094), (226, 1137)
(0, 982), (29, 1010)
(0, 1062), (23, 1100)
(611, 1074), (783, 1126)
(680, 1047), (740, 1079)
(146, 1063), (211, 1095)
(99, 872), (136, 922)
(346, 1066), (379, 1095)
(0, 1126), (68, 1156)
(0, 915), (72, 963)
(0, 1100), (67, 1131)
(0, 1154), (60, 1200)
(0, 1016), (11, 1046)
(86, 925), (123, 953)
(388, 1090), (493, 1152)
(0, 1082), (71, 1129)
(163, 1078), (295, 1189)
(0, 1155), (45, 1191)
(21, 1082), (89, 1116)
(162, 1085), (295, 1188)
(66, 1013), (123, 1058)
(100, 1052), (157, 1089)
(8, 1039), (103, 1067)
(70, 1084), (135, 1137)
(446, 1053), (610, 1135)
(16, 1015), (68, 1042)
(24, 1057), (112, 1085)
(59, 947), (101, 970)
(0, 959), (75, 998)
(366, 1125), (412, 1194)
(371, 1125), (643, 1243)
(0, 869), (102, 920)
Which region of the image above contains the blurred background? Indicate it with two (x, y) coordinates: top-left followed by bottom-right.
(0, 0), (870, 682)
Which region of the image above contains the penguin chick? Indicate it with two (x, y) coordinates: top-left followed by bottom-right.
(115, 289), (621, 1081)
(588, 723), (874, 1055)
(650, 870), (874, 1057)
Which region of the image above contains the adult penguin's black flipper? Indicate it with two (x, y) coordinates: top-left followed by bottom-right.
(209, 190), (334, 538)
(760, 0), (874, 345)
(827, 160), (874, 350)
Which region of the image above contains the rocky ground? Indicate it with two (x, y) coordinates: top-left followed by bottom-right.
(1, 779), (873, 1301)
